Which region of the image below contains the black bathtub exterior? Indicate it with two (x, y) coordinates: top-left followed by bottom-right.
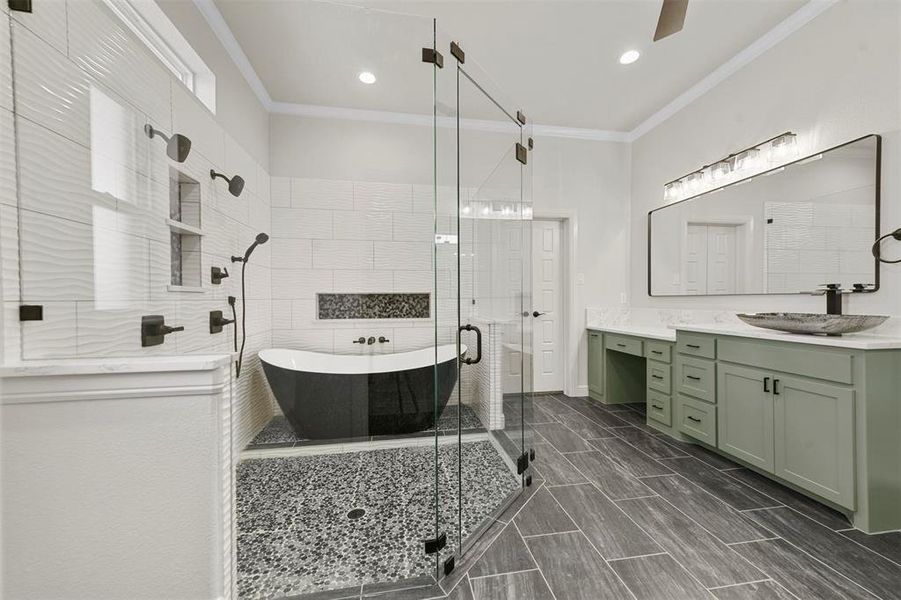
(261, 356), (458, 439)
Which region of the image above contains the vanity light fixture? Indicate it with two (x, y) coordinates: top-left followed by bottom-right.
(663, 130), (797, 201)
(619, 50), (640, 65)
(358, 71), (376, 84)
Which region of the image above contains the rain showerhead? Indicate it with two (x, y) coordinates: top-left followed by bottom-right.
(144, 124), (191, 162)
(232, 232), (269, 263)
(210, 169), (245, 197)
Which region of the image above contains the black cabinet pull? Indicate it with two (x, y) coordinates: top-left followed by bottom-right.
(617, 343), (627, 348)
(763, 377), (770, 392)
(687, 416), (701, 423)
(651, 403), (664, 410)
(686, 344), (700, 349)
(651, 350), (663, 355)
(773, 379), (781, 395)
(686, 375), (701, 381)
(652, 374), (663, 380)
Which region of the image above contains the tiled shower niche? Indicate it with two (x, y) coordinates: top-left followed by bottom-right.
(167, 168), (203, 290)
(317, 293), (430, 320)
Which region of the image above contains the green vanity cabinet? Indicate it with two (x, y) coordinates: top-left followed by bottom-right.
(587, 330), (604, 400)
(717, 363), (775, 472)
(773, 375), (855, 510)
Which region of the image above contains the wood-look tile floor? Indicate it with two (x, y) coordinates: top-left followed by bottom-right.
(290, 395), (901, 600)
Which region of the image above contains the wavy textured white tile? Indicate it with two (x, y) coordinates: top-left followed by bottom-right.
(374, 241), (431, 271)
(332, 270), (393, 293)
(19, 210), (95, 301)
(0, 204), (19, 303)
(353, 181), (412, 212)
(171, 82), (224, 167)
(393, 270), (434, 294)
(67, 0), (171, 129)
(0, 109), (15, 209)
(270, 207), (332, 240)
(311, 239), (373, 270)
(270, 177), (290, 207)
(10, 0), (67, 56)
(271, 328), (334, 353)
(331, 210), (392, 241)
(270, 268), (333, 300)
(0, 12), (11, 112)
(75, 301), (175, 356)
(21, 302), (78, 359)
(268, 238), (311, 269)
(392, 212), (434, 242)
(291, 177), (352, 210)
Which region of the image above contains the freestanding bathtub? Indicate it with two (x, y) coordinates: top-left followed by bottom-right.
(259, 345), (463, 439)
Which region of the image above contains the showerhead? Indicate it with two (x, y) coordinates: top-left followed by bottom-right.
(210, 169), (245, 197)
(233, 232), (269, 263)
(145, 124), (192, 162)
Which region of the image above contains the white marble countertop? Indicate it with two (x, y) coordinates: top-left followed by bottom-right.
(0, 354), (234, 377)
(672, 323), (901, 350)
(587, 324), (677, 342)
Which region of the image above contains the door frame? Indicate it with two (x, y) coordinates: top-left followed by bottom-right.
(531, 211), (576, 396)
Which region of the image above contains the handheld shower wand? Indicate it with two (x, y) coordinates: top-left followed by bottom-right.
(231, 233), (269, 378)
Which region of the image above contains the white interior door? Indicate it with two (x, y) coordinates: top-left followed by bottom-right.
(530, 219), (564, 393)
(706, 225), (738, 294)
(683, 224), (709, 294)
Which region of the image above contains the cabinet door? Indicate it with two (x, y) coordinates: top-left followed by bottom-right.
(717, 364), (774, 472)
(587, 331), (604, 399)
(774, 375), (855, 509)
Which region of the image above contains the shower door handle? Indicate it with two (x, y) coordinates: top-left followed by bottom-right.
(460, 324), (482, 365)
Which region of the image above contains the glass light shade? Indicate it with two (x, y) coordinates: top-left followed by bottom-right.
(735, 148), (762, 173)
(770, 133), (798, 162)
(684, 171), (708, 195)
(710, 160), (732, 181)
(664, 181), (682, 202)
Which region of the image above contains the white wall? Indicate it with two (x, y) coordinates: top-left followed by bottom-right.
(630, 1), (901, 318)
(270, 115), (632, 394)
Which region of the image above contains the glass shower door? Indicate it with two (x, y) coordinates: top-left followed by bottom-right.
(452, 54), (534, 559)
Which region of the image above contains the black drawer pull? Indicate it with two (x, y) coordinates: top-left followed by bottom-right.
(686, 375), (701, 381)
(687, 416), (702, 423)
(773, 379), (781, 395)
(616, 343), (627, 348)
(651, 350), (663, 355)
(686, 344), (701, 349)
(651, 403), (664, 410)
(763, 377), (770, 392)
(652, 374), (663, 380)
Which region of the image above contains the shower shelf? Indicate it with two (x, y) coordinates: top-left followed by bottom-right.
(166, 219), (203, 236)
(166, 285), (205, 293)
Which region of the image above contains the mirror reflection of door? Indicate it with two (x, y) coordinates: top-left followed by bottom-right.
(531, 219), (564, 393)
(683, 223), (738, 295)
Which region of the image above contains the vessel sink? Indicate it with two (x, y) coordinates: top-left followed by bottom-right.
(736, 312), (889, 336)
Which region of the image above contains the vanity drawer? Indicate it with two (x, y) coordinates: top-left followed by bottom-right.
(606, 334), (643, 357)
(646, 341), (672, 364)
(678, 395), (717, 445)
(647, 390), (672, 427)
(718, 337), (853, 385)
(677, 333), (716, 360)
(676, 356), (716, 403)
(647, 361), (672, 395)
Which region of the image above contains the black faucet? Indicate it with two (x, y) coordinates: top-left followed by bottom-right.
(822, 283), (843, 315)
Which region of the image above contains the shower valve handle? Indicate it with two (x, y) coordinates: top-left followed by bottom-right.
(353, 337), (366, 344)
(378, 336), (390, 343)
(367, 337), (376, 345)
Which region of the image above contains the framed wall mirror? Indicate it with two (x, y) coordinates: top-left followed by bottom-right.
(648, 134), (881, 296)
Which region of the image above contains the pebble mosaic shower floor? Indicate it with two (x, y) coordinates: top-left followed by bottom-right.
(236, 439), (520, 599)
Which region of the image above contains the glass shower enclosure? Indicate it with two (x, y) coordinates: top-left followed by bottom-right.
(2, 0), (534, 596)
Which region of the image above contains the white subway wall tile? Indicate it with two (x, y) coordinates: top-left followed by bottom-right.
(269, 238), (313, 269)
(270, 177), (291, 207)
(354, 181), (412, 212)
(271, 328), (334, 352)
(271, 269), (333, 300)
(333, 270), (393, 293)
(271, 208), (332, 239)
(332, 211), (392, 241)
(374, 241), (432, 270)
(392, 212), (434, 241)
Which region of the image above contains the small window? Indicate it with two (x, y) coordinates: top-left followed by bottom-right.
(102, 0), (217, 113)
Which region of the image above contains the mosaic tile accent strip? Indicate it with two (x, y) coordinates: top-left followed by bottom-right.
(317, 293), (430, 320)
(246, 404), (485, 450)
(235, 440), (520, 599)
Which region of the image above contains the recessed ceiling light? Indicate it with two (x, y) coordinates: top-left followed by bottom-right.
(358, 71), (376, 84)
(619, 50), (640, 65)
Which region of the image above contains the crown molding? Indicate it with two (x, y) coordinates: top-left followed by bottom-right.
(194, 0), (838, 145)
(627, 0), (839, 142)
(192, 0), (273, 109)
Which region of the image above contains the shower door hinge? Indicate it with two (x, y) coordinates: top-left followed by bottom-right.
(421, 48), (444, 69)
(8, 0), (32, 12)
(450, 41), (465, 63)
(516, 451), (530, 474)
(19, 305), (43, 321)
(515, 143), (528, 165)
(516, 110), (527, 125)
(528, 137), (534, 150)
(424, 532), (447, 555)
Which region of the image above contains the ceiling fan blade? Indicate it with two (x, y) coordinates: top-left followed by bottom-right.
(654, 0), (689, 41)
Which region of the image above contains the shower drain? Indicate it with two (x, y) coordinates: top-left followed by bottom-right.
(347, 508), (366, 520)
